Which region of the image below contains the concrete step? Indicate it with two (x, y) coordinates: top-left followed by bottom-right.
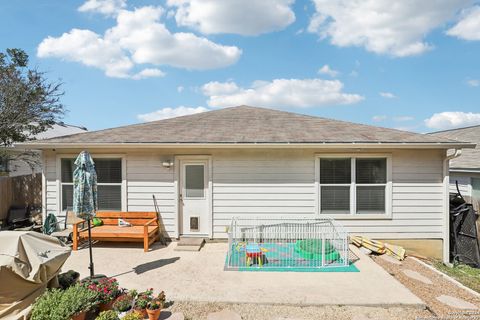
(177, 237), (205, 246)
(174, 245), (202, 251)
(174, 237), (206, 251)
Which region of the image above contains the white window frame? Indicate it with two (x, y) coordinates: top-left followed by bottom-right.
(56, 154), (127, 214)
(315, 153), (392, 219)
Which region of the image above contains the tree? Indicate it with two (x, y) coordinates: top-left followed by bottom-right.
(0, 48), (65, 173)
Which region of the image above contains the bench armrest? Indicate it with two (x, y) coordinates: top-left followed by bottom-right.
(72, 219), (86, 250)
(144, 217), (157, 227)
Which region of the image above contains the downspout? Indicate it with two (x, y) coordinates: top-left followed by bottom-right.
(443, 148), (462, 263)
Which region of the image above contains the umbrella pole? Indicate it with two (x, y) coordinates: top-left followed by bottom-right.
(87, 218), (94, 278)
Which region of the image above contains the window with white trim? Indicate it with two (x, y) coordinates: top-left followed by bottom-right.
(319, 157), (388, 215)
(60, 158), (123, 211)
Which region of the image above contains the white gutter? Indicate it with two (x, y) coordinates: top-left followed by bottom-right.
(15, 142), (476, 150)
(443, 148), (463, 264)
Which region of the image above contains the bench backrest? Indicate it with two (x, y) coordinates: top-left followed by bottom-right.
(95, 211), (158, 226)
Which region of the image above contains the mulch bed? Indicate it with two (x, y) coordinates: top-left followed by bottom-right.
(373, 255), (480, 317)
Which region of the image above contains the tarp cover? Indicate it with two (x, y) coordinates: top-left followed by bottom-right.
(0, 231), (71, 319)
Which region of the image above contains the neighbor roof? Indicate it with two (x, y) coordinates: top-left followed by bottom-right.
(21, 106), (473, 148)
(430, 125), (480, 171)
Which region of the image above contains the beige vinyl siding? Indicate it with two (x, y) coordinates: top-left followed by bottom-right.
(43, 148), (447, 241)
(449, 173), (471, 196)
(126, 154), (176, 235)
(44, 152), (58, 217)
(211, 149), (445, 239)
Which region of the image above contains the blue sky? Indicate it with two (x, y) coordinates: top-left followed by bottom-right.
(1, 0), (480, 132)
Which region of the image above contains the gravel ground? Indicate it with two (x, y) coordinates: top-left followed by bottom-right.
(167, 301), (431, 320)
(373, 255), (480, 317)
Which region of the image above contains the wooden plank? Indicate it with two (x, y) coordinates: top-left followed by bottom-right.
(96, 211), (157, 219)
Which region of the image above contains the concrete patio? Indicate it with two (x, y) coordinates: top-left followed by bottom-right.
(62, 242), (424, 308)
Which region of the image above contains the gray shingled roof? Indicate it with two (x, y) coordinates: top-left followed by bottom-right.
(24, 106), (469, 146)
(430, 125), (480, 171)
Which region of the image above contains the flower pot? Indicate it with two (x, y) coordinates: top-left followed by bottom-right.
(71, 311), (86, 320)
(134, 308), (148, 318)
(147, 308), (161, 320)
(99, 299), (115, 311)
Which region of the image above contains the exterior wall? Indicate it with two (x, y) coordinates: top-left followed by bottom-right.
(450, 171), (480, 210)
(43, 148), (447, 247)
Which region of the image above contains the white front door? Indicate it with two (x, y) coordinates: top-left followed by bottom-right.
(179, 159), (209, 236)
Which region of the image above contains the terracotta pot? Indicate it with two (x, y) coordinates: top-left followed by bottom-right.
(147, 308), (161, 320)
(71, 311), (86, 320)
(134, 308), (148, 318)
(99, 299), (115, 311)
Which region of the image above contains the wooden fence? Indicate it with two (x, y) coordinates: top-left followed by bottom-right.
(0, 174), (42, 221)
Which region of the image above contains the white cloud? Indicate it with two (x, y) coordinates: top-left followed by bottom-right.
(202, 78), (364, 108)
(78, 0), (126, 17)
(447, 6), (480, 40)
(425, 111), (480, 130)
(177, 86), (184, 93)
(202, 81), (240, 96)
(318, 64), (339, 77)
(137, 106), (208, 122)
(37, 29), (133, 78)
(308, 0), (471, 57)
(131, 68), (165, 80)
(38, 6), (241, 78)
(466, 79), (480, 87)
(379, 92), (397, 99)
(167, 0), (295, 36)
(372, 115), (387, 122)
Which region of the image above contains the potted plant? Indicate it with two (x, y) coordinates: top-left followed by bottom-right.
(113, 290), (135, 317)
(31, 285), (98, 320)
(134, 288), (153, 318)
(83, 277), (122, 311)
(146, 291), (166, 320)
(95, 310), (119, 320)
(122, 313), (143, 320)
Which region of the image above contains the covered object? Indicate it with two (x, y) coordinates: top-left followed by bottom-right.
(0, 231), (71, 319)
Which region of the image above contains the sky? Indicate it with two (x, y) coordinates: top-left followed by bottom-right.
(1, 0), (480, 133)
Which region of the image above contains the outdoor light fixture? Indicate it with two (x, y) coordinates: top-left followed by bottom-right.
(162, 160), (174, 168)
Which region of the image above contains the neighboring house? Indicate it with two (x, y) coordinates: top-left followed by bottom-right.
(6, 123), (87, 177)
(20, 106), (475, 261)
(430, 125), (480, 209)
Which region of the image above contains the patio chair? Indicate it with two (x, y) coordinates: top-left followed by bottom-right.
(50, 210), (87, 244)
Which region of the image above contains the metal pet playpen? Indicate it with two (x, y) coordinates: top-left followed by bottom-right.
(226, 216), (349, 270)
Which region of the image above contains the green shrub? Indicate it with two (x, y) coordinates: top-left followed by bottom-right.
(122, 312), (143, 320)
(96, 310), (120, 320)
(31, 284), (99, 320)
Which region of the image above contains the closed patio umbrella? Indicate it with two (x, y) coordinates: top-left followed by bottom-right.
(73, 150), (97, 278)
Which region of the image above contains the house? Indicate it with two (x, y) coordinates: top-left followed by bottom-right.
(19, 106), (475, 262)
(430, 125), (480, 209)
(4, 123), (87, 177)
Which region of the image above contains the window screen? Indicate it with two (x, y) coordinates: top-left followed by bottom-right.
(95, 159), (122, 183)
(320, 158), (351, 184)
(61, 159), (75, 182)
(356, 158), (386, 184)
(357, 186), (385, 213)
(321, 186), (350, 212)
(62, 184), (74, 211)
(97, 185), (122, 211)
(61, 157), (122, 211)
(185, 165), (204, 198)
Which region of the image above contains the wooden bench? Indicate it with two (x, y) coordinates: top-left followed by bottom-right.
(72, 211), (159, 252)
